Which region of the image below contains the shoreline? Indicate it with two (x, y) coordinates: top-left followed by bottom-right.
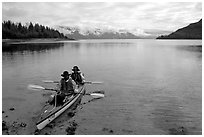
(2, 38), (75, 46)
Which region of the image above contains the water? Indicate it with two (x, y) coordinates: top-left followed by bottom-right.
(2, 39), (202, 134)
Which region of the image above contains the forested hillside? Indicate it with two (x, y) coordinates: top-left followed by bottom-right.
(157, 19), (202, 39)
(2, 20), (68, 39)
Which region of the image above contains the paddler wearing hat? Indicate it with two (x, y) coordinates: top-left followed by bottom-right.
(60, 71), (76, 95)
(71, 66), (85, 85)
(49, 71), (76, 106)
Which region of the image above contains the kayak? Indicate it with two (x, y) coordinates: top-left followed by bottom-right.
(36, 84), (85, 130)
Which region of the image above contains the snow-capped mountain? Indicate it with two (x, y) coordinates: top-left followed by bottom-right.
(55, 25), (171, 39)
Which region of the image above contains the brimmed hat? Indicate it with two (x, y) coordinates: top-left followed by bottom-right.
(72, 66), (80, 71)
(61, 71), (70, 77)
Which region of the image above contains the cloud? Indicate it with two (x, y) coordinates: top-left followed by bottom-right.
(2, 3), (27, 21)
(2, 2), (202, 32)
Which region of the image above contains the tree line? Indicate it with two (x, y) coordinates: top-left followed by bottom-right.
(2, 20), (69, 39)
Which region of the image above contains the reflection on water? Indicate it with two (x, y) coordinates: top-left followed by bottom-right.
(2, 43), (64, 52)
(176, 45), (202, 54)
(2, 43), (65, 68)
(2, 39), (202, 135)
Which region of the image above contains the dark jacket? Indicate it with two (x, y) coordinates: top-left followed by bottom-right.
(60, 77), (75, 94)
(71, 72), (83, 84)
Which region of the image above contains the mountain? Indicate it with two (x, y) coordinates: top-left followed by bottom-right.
(55, 25), (175, 39)
(56, 26), (143, 39)
(157, 19), (202, 39)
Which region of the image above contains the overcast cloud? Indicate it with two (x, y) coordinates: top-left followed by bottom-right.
(2, 2), (202, 32)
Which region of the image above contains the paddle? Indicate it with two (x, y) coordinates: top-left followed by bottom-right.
(86, 92), (105, 98)
(42, 80), (103, 84)
(28, 84), (105, 98)
(84, 81), (103, 84)
(27, 84), (57, 91)
(42, 80), (59, 83)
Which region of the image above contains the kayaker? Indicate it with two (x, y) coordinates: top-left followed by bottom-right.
(71, 66), (85, 84)
(60, 70), (76, 94)
(50, 71), (76, 106)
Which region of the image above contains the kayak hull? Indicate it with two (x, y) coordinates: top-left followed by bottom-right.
(36, 85), (85, 130)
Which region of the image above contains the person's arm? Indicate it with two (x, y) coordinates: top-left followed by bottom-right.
(80, 72), (85, 83)
(57, 79), (63, 93)
(72, 79), (77, 89)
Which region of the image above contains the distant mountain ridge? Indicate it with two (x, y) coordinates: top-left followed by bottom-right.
(56, 26), (142, 39)
(157, 19), (202, 39)
(55, 26), (171, 39)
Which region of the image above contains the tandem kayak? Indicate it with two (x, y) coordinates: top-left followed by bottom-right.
(36, 84), (86, 130)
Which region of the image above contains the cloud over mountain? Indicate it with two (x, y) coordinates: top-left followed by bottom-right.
(55, 25), (172, 39)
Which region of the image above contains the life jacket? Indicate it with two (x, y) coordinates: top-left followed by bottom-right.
(71, 72), (82, 84)
(60, 78), (74, 94)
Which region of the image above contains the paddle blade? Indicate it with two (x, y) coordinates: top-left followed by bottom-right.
(42, 80), (59, 83)
(92, 90), (105, 94)
(84, 81), (103, 84)
(89, 93), (105, 98)
(91, 81), (103, 84)
(28, 84), (45, 90)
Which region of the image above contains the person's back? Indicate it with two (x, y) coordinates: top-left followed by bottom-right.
(71, 72), (82, 84)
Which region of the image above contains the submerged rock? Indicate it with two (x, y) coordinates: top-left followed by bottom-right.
(109, 130), (114, 133)
(71, 122), (78, 127)
(67, 112), (75, 117)
(12, 121), (18, 127)
(9, 108), (15, 111)
(168, 126), (187, 135)
(102, 128), (109, 131)
(65, 121), (78, 135)
(46, 123), (55, 128)
(34, 129), (39, 135)
(2, 121), (8, 131)
(66, 126), (76, 135)
(19, 122), (27, 127)
(102, 128), (114, 133)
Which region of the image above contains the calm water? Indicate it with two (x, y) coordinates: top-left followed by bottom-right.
(2, 39), (202, 135)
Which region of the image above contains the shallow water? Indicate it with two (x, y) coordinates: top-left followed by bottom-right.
(2, 39), (202, 134)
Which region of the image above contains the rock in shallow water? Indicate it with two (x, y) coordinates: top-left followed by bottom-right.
(9, 107), (15, 111)
(109, 130), (114, 133)
(19, 122), (27, 127)
(67, 112), (75, 117)
(168, 126), (187, 135)
(65, 121), (78, 135)
(2, 121), (8, 131)
(102, 128), (114, 133)
(34, 129), (40, 135)
(66, 126), (76, 135)
(46, 123), (55, 128)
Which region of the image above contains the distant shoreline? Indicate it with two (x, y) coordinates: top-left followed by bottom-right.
(2, 38), (75, 46)
(2, 38), (202, 47)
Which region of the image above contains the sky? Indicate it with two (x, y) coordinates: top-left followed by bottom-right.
(2, 2), (202, 35)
